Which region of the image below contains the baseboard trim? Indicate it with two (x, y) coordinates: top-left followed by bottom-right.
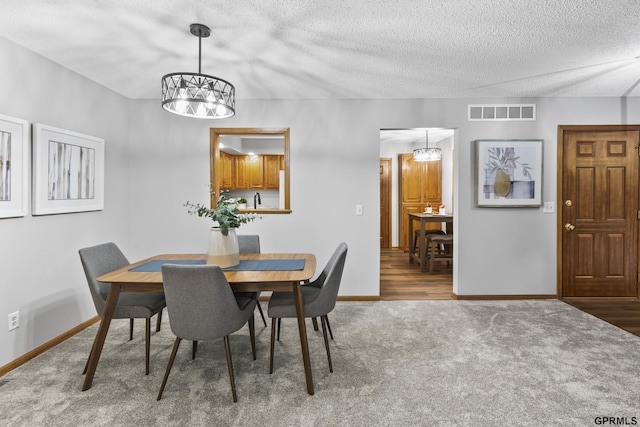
(452, 293), (558, 300)
(337, 296), (381, 301)
(259, 295), (381, 302)
(0, 316), (99, 377)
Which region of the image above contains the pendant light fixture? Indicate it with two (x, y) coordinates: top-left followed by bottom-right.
(161, 23), (235, 119)
(413, 130), (442, 161)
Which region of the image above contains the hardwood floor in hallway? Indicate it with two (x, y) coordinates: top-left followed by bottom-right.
(380, 248), (453, 300)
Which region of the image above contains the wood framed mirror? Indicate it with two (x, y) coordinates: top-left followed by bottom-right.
(210, 128), (291, 213)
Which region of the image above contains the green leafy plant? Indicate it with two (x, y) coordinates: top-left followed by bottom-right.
(485, 147), (532, 180)
(184, 193), (260, 236)
(237, 198), (247, 204)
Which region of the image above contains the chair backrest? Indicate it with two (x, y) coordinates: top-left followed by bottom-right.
(238, 235), (260, 254)
(308, 242), (348, 313)
(79, 242), (130, 315)
(161, 264), (249, 341)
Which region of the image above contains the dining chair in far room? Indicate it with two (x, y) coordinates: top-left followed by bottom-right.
(427, 233), (453, 274)
(157, 264), (257, 403)
(79, 242), (166, 375)
(268, 242), (348, 374)
(412, 229), (445, 259)
(237, 234), (267, 327)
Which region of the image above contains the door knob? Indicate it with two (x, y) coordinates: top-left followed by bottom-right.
(564, 223), (575, 231)
(564, 200), (572, 207)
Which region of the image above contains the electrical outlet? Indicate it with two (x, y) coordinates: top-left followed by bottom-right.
(355, 204), (363, 216)
(8, 311), (19, 331)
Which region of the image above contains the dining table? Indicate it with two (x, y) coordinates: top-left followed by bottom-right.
(85, 252), (317, 394)
(408, 212), (454, 272)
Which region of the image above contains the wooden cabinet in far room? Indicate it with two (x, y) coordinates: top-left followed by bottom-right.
(398, 154), (442, 251)
(220, 151), (234, 190)
(263, 155), (284, 189)
(234, 155), (263, 189)
(229, 154), (283, 190)
(246, 155), (264, 189)
(234, 155), (248, 189)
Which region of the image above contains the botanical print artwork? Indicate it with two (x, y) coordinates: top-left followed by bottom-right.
(47, 140), (95, 200)
(0, 131), (10, 201)
(474, 139), (542, 207)
(483, 146), (536, 200)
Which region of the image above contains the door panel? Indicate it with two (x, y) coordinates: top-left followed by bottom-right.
(400, 154), (424, 204)
(561, 129), (638, 297)
(380, 158), (391, 248)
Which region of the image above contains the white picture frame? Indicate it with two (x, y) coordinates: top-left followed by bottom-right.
(0, 113), (29, 218)
(33, 124), (104, 215)
(474, 139), (543, 207)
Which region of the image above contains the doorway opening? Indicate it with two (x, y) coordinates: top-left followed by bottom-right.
(379, 128), (455, 300)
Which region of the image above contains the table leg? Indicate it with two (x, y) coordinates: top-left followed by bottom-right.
(293, 282), (314, 395)
(419, 220), (427, 272)
(408, 215), (414, 263)
(82, 284), (121, 391)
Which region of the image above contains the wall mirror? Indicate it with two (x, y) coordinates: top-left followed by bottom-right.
(210, 128), (291, 213)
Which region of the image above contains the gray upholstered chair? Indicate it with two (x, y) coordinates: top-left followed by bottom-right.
(191, 235), (264, 360)
(237, 234), (267, 327)
(238, 234), (261, 254)
(79, 242), (166, 375)
(267, 242), (348, 374)
(157, 264), (257, 402)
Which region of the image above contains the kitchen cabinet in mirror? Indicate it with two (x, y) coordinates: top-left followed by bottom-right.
(210, 128), (291, 213)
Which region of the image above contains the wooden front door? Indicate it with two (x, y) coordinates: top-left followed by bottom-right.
(380, 158), (391, 248)
(559, 126), (639, 298)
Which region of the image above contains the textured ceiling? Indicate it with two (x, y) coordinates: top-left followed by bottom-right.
(2, 0), (640, 100)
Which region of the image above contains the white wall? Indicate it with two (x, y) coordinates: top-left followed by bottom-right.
(2, 35), (640, 368)
(0, 36), (131, 367)
(126, 99), (381, 300)
(447, 96), (640, 296)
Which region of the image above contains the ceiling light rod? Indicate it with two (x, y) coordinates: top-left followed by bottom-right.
(413, 130), (442, 162)
(161, 23), (236, 119)
(196, 25), (205, 73)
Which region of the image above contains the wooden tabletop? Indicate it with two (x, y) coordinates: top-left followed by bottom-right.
(97, 253), (317, 292)
(409, 212), (454, 221)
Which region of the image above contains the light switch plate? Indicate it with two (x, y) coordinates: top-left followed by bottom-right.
(355, 204), (363, 216)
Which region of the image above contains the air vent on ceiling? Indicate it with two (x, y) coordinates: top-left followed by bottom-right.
(468, 104), (536, 121)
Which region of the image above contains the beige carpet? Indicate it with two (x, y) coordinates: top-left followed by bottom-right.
(1, 300), (639, 426)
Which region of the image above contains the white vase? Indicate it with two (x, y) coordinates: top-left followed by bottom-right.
(206, 227), (240, 268)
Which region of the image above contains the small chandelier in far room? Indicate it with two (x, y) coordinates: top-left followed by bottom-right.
(413, 130), (442, 161)
(161, 23), (235, 119)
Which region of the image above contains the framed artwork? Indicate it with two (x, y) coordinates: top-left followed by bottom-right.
(33, 124), (104, 215)
(0, 114), (29, 218)
(474, 139), (543, 207)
